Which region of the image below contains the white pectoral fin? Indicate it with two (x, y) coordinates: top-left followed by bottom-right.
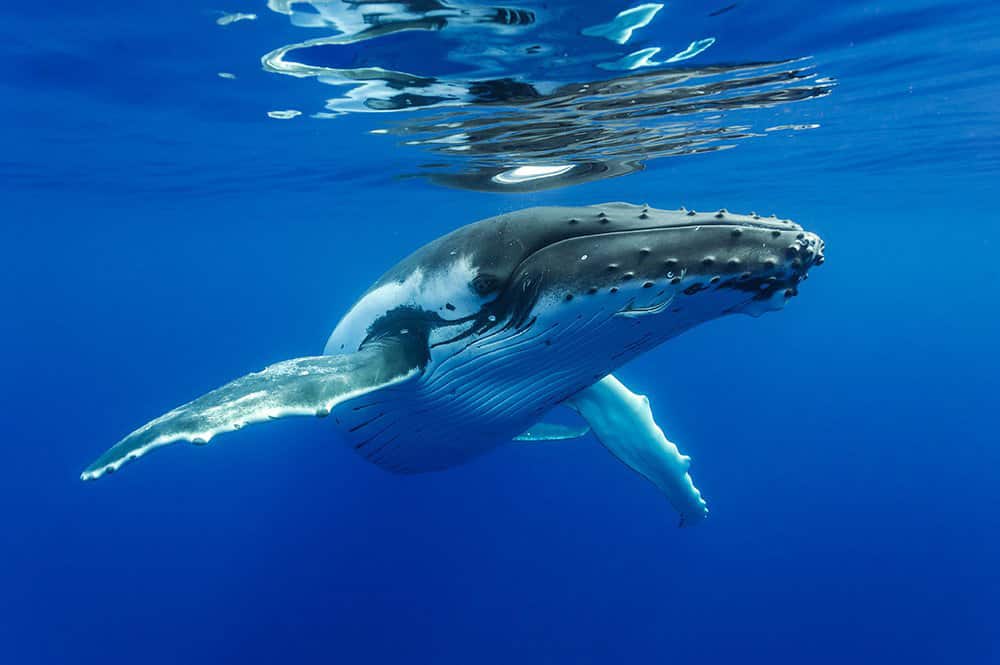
(81, 341), (421, 481)
(566, 374), (708, 527)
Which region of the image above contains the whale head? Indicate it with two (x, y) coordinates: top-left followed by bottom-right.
(325, 203), (824, 356)
(502, 203), (826, 322)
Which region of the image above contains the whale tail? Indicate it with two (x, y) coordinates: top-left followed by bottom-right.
(80, 340), (423, 481)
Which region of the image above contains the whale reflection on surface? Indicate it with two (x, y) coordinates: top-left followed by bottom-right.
(261, 0), (835, 191)
(390, 60), (834, 192)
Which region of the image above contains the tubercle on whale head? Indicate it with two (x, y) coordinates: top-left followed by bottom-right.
(726, 224), (825, 317)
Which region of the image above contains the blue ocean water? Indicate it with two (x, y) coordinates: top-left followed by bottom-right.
(2, 1), (998, 663)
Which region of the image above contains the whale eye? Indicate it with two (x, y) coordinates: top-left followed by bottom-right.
(471, 273), (501, 295)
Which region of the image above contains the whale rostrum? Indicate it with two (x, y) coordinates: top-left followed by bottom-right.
(81, 203), (825, 527)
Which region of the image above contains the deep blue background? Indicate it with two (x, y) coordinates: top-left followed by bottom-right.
(1, 1), (998, 663)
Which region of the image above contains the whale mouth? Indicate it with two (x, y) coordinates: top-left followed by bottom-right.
(723, 229), (825, 317)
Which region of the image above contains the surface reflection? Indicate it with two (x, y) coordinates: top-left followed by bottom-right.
(261, 1), (834, 191)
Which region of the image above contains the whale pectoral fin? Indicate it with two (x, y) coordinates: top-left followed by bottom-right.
(565, 374), (709, 527)
(513, 422), (591, 442)
(81, 342), (422, 481)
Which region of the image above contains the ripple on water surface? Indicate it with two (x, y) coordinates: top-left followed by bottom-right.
(255, 0), (835, 192)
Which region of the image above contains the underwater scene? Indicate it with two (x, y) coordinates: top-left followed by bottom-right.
(2, 0), (998, 663)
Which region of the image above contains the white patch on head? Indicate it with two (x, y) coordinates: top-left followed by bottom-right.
(324, 256), (483, 354)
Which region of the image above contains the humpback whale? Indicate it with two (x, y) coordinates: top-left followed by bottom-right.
(81, 203), (825, 526)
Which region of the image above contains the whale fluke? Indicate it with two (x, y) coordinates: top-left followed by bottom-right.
(81, 340), (423, 481)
